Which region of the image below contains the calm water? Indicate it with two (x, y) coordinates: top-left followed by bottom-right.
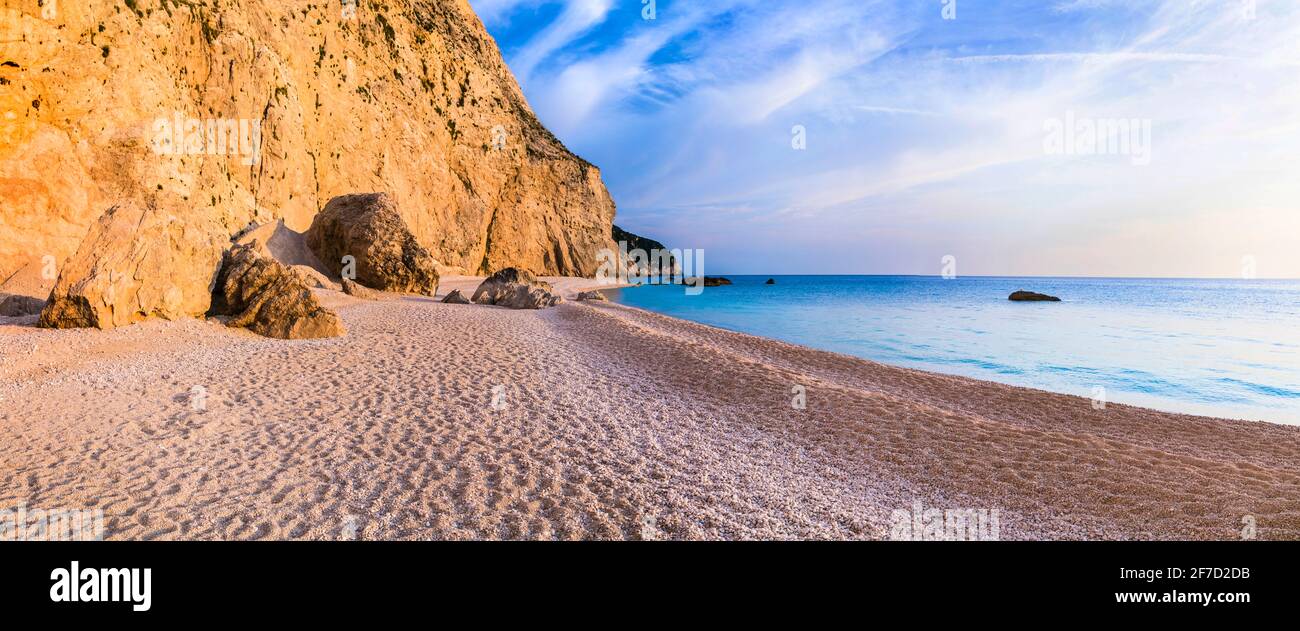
(605, 276), (1300, 424)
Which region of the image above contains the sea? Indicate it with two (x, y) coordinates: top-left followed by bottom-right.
(604, 275), (1300, 425)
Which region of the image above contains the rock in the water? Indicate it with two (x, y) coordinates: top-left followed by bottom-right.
(576, 290), (608, 302)
(0, 295), (45, 317)
(685, 276), (732, 287)
(341, 278), (382, 300)
(1009, 290), (1061, 302)
(472, 268), (563, 309)
(39, 200), (225, 330)
(441, 289), (472, 304)
(765, 278), (776, 285)
(307, 193), (440, 296)
(213, 246), (344, 339)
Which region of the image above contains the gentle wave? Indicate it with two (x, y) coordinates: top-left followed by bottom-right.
(607, 275), (1300, 424)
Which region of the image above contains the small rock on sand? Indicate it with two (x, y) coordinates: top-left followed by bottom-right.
(442, 289), (472, 304)
(342, 278), (383, 300)
(472, 268), (563, 309)
(576, 291), (608, 302)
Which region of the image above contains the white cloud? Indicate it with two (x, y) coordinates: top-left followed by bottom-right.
(475, 0), (1300, 276)
(510, 0), (614, 81)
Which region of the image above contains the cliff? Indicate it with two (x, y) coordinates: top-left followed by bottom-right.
(0, 0), (617, 297)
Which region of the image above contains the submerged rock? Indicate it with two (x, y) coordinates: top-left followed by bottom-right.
(213, 246), (344, 339)
(472, 268), (563, 309)
(306, 193), (440, 296)
(39, 200), (225, 330)
(1009, 290), (1061, 302)
(0, 295), (45, 317)
(576, 290), (608, 302)
(441, 289), (472, 304)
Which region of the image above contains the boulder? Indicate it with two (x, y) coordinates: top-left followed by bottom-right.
(441, 289), (472, 304)
(306, 193), (439, 296)
(0, 295), (45, 317)
(234, 220), (338, 290)
(0, 1), (617, 292)
(576, 290), (608, 302)
(341, 278), (382, 300)
(39, 200), (225, 330)
(765, 278), (776, 285)
(472, 268), (563, 309)
(1009, 290), (1061, 302)
(213, 246), (344, 339)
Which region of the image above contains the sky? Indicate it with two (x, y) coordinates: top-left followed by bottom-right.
(468, 0), (1300, 277)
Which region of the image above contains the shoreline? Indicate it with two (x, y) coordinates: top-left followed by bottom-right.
(600, 297), (1282, 429)
(2, 277), (1298, 540)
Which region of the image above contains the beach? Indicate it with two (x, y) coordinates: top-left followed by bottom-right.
(2, 279), (1298, 540)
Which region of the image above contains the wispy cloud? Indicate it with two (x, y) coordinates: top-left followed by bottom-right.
(946, 52), (1234, 63)
(473, 0), (1300, 276)
(509, 0), (614, 81)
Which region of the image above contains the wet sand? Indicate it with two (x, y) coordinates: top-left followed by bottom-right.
(1, 280), (1297, 540)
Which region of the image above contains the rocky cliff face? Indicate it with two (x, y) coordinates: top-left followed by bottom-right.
(0, 0), (617, 295)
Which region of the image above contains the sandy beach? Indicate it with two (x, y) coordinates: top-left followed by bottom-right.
(1, 279), (1297, 540)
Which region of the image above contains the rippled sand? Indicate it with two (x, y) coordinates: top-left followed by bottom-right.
(1, 280), (1297, 540)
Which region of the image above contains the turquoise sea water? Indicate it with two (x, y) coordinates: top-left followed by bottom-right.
(604, 276), (1300, 424)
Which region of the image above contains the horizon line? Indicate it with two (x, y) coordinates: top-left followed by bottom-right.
(687, 274), (1300, 281)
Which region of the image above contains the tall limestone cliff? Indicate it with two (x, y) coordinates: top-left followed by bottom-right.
(0, 0), (617, 301)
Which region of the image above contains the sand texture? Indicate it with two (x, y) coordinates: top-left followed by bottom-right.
(1, 281), (1297, 540)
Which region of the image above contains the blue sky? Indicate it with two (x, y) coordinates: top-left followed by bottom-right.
(469, 0), (1300, 277)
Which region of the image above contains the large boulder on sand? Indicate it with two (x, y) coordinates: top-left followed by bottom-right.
(0, 295), (46, 317)
(39, 200), (225, 330)
(233, 220), (338, 290)
(472, 268), (563, 309)
(306, 193), (439, 296)
(213, 246), (344, 339)
(575, 290), (608, 302)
